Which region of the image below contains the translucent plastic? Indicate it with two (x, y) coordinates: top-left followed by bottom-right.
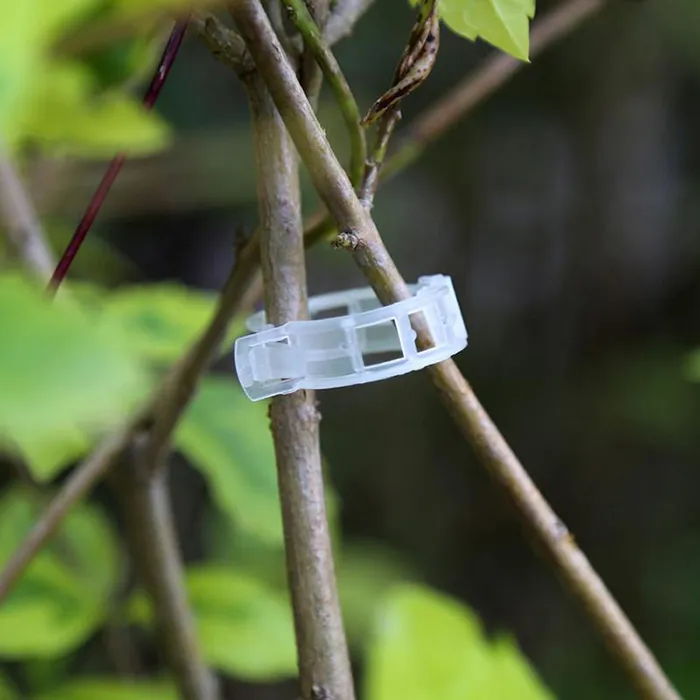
(234, 274), (468, 401)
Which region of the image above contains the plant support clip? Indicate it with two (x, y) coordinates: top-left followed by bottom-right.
(234, 274), (468, 401)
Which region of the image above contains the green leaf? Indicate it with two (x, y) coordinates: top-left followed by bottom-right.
(337, 542), (416, 651)
(103, 284), (242, 365)
(438, 0), (535, 61)
(0, 486), (121, 658)
(365, 584), (553, 700)
(35, 678), (177, 700)
(0, 0), (98, 137)
(175, 376), (283, 545)
(0, 274), (147, 481)
(130, 566), (297, 680)
(14, 61), (170, 157)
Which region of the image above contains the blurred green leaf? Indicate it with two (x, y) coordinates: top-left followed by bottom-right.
(337, 541), (416, 651)
(189, 566), (297, 680)
(0, 0), (98, 139)
(130, 566), (297, 680)
(15, 62), (170, 157)
(103, 284), (242, 365)
(175, 376), (283, 545)
(0, 273), (146, 481)
(438, 0), (535, 61)
(365, 584), (553, 700)
(36, 678), (177, 700)
(0, 486), (121, 658)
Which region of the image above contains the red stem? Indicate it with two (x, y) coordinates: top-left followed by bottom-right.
(47, 19), (190, 294)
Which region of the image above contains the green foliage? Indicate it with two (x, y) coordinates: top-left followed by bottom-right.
(0, 273), (147, 481)
(130, 565), (297, 680)
(35, 678), (177, 700)
(437, 0), (535, 61)
(0, 486), (120, 658)
(175, 376), (284, 545)
(102, 284), (241, 366)
(337, 541), (416, 650)
(1, 0), (170, 155)
(365, 584), (553, 700)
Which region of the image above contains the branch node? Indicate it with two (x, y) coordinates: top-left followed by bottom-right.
(332, 230), (362, 250)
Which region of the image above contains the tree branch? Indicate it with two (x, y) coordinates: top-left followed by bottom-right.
(282, 0), (366, 187)
(227, 1), (680, 698)
(190, 11), (253, 75)
(116, 442), (216, 700)
(0, 146), (55, 281)
(246, 65), (354, 700)
(324, 0), (375, 47)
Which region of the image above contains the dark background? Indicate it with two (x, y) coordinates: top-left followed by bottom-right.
(35, 0), (700, 697)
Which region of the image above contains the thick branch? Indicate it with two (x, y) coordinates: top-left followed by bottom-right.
(227, 2), (679, 698)
(0, 148), (55, 281)
(324, 0), (375, 46)
(246, 70), (354, 700)
(117, 446), (215, 700)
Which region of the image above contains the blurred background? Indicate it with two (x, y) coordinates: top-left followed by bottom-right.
(3, 0), (700, 698)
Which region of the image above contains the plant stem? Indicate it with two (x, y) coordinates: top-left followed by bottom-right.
(0, 146), (55, 281)
(303, 0), (604, 240)
(382, 0), (605, 181)
(117, 446), (215, 700)
(48, 19), (189, 293)
(246, 68), (354, 700)
(226, 2), (680, 697)
(282, 0), (366, 187)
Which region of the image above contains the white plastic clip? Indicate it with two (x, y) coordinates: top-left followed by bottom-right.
(234, 274), (468, 401)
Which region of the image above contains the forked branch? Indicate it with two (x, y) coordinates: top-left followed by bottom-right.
(226, 1), (680, 697)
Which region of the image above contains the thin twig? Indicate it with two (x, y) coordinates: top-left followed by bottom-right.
(116, 443), (216, 700)
(359, 0), (439, 205)
(0, 425), (135, 601)
(246, 68), (354, 700)
(282, 0), (366, 186)
(48, 19), (190, 293)
(305, 0), (605, 239)
(324, 0), (376, 46)
(382, 0), (605, 181)
(226, 2), (680, 698)
(0, 146), (55, 281)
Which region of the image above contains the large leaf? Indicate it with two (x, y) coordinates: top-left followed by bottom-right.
(0, 0), (97, 136)
(15, 62), (170, 157)
(337, 542), (416, 651)
(103, 284), (243, 365)
(365, 584), (553, 700)
(130, 566), (297, 680)
(175, 376), (283, 545)
(36, 678), (177, 700)
(0, 274), (146, 480)
(439, 0), (535, 61)
(0, 486), (121, 658)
